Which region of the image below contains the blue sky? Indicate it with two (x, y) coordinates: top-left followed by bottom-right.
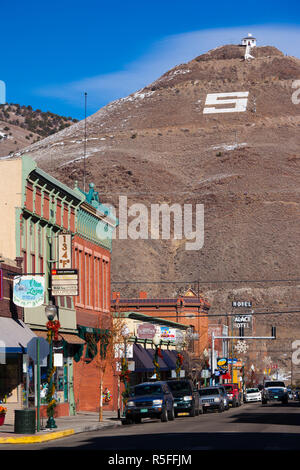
(1, 0), (300, 119)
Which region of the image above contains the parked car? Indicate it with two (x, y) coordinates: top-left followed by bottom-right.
(262, 381), (289, 405)
(166, 379), (203, 417)
(222, 383), (242, 407)
(294, 388), (300, 400)
(218, 385), (230, 410)
(122, 381), (175, 424)
(198, 387), (226, 413)
(244, 387), (262, 402)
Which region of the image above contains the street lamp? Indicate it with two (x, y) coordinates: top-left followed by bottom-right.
(45, 301), (59, 429)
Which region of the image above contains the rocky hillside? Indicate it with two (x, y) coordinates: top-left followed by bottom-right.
(0, 103), (78, 157)
(7, 44), (300, 381)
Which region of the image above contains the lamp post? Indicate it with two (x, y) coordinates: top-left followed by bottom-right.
(152, 328), (162, 380)
(45, 301), (59, 429)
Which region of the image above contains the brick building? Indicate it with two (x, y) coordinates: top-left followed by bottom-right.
(0, 156), (117, 418)
(111, 289), (211, 381)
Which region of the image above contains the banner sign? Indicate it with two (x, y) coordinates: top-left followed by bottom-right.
(13, 275), (45, 307)
(58, 233), (72, 269)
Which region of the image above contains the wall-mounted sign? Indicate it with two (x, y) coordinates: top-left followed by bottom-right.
(13, 275), (45, 307)
(232, 301), (252, 308)
(51, 269), (78, 296)
(58, 233), (72, 269)
(137, 323), (156, 340)
(160, 327), (176, 342)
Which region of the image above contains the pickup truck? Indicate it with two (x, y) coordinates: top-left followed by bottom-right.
(222, 383), (242, 407)
(262, 381), (289, 405)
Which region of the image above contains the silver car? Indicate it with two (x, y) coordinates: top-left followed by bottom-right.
(198, 387), (226, 413)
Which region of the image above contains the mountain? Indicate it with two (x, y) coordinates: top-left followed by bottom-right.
(0, 103), (78, 157)
(7, 43), (300, 381)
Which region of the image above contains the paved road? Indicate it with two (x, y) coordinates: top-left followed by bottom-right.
(2, 402), (300, 450)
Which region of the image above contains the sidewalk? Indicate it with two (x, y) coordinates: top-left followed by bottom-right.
(0, 411), (122, 444)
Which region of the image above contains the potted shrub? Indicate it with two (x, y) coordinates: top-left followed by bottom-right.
(0, 406), (7, 426)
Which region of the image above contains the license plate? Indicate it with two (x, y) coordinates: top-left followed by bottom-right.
(140, 408), (148, 413)
(204, 403), (210, 406)
(174, 403), (177, 407)
(177, 412), (189, 416)
(274, 396), (278, 398)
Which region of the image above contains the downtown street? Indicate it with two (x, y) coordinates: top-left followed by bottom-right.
(2, 402), (300, 452)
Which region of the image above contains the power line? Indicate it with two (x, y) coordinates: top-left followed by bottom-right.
(112, 278), (300, 284)
(117, 310), (300, 319)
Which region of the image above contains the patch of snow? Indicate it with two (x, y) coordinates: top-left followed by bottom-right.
(212, 143), (248, 151)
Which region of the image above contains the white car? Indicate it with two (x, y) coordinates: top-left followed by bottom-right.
(244, 388), (262, 402)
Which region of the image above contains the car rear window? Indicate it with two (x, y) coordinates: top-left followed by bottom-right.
(264, 382), (285, 388)
(167, 381), (191, 394)
(247, 388), (259, 393)
(198, 388), (220, 396)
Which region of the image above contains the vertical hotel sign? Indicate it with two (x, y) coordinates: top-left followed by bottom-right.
(58, 233), (72, 269)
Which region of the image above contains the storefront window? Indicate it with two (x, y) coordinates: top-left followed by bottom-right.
(0, 356), (21, 403)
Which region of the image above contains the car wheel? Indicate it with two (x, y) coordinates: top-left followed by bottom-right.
(161, 407), (168, 422)
(232, 399), (237, 408)
(262, 399), (267, 405)
(218, 403), (224, 413)
(122, 418), (133, 425)
(189, 406), (196, 417)
(168, 406), (175, 421)
(198, 405), (204, 415)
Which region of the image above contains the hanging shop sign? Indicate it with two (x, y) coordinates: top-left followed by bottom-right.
(13, 275), (45, 307)
(137, 323), (156, 340)
(217, 357), (228, 373)
(51, 269), (78, 296)
(58, 233), (72, 269)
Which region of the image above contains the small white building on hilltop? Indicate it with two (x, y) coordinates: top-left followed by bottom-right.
(242, 33), (257, 47)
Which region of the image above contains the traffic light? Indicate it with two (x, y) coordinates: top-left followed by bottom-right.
(239, 326), (244, 338)
(271, 326), (276, 339)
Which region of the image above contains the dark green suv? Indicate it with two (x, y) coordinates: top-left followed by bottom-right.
(166, 379), (203, 417)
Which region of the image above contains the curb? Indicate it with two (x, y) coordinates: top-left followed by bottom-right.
(0, 429), (74, 444)
(0, 420), (122, 444)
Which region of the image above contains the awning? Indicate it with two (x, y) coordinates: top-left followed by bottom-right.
(133, 344), (154, 372)
(161, 350), (177, 370)
(34, 330), (85, 345)
(0, 318), (37, 353)
(145, 348), (169, 371)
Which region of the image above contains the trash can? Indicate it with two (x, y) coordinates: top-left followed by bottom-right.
(14, 409), (36, 434)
